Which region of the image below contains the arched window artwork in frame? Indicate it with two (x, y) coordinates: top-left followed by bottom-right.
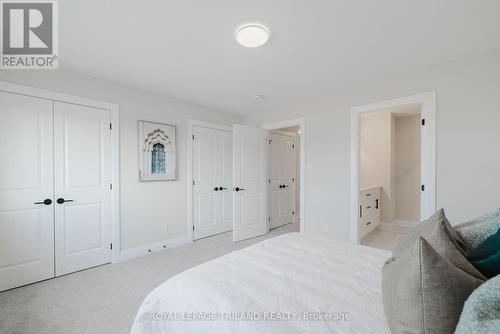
(151, 143), (166, 174)
(139, 121), (177, 181)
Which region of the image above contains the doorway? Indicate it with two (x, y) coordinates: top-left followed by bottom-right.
(188, 118), (305, 243)
(350, 92), (436, 249)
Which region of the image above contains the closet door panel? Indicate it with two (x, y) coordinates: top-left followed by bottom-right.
(54, 102), (111, 276)
(280, 136), (295, 224)
(269, 133), (296, 229)
(269, 134), (283, 229)
(193, 126), (216, 239)
(0, 92), (54, 291)
(220, 130), (233, 230)
(193, 126), (233, 239)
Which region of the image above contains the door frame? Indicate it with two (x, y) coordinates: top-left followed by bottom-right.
(0, 81), (121, 262)
(261, 117), (305, 233)
(350, 91), (437, 243)
(187, 119), (233, 242)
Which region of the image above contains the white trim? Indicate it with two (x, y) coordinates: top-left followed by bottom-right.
(270, 129), (297, 137)
(0, 80), (121, 263)
(187, 119), (233, 242)
(350, 91), (437, 243)
(261, 118), (306, 233)
(114, 235), (192, 263)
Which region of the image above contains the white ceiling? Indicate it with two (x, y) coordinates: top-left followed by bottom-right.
(60, 1), (500, 115)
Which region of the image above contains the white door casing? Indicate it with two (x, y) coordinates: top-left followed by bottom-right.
(350, 91), (437, 243)
(269, 133), (296, 229)
(0, 92), (55, 291)
(54, 102), (112, 276)
(233, 125), (267, 242)
(193, 126), (232, 239)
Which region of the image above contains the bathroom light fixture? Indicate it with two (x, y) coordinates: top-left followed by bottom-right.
(236, 24), (270, 48)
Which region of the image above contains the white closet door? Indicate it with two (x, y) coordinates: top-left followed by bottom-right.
(0, 92), (54, 291)
(233, 125), (267, 242)
(54, 102), (112, 276)
(219, 130), (233, 232)
(193, 126), (232, 240)
(269, 133), (296, 229)
(269, 134), (284, 228)
(280, 135), (296, 226)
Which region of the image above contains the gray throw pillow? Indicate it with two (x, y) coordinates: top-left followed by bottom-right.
(382, 237), (484, 334)
(454, 208), (500, 250)
(455, 274), (500, 334)
(394, 208), (468, 255)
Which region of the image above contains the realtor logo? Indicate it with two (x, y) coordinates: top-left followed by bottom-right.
(1, 0), (58, 69)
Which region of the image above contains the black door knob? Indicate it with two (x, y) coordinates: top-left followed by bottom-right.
(56, 198), (74, 204)
(279, 185), (283, 188)
(35, 199), (52, 205)
(214, 187), (219, 191)
(234, 187), (245, 192)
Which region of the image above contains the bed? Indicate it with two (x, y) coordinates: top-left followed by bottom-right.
(131, 233), (391, 334)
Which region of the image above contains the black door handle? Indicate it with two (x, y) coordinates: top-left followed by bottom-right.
(234, 187), (245, 192)
(214, 187), (219, 191)
(220, 187), (228, 190)
(35, 199), (52, 205)
(282, 185), (289, 188)
(56, 198), (74, 204)
(279, 185), (283, 188)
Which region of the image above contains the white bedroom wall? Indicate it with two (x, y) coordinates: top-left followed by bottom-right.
(0, 69), (241, 252)
(244, 50), (500, 241)
(359, 111), (394, 222)
(394, 114), (421, 222)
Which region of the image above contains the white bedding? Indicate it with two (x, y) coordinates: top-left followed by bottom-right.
(131, 233), (391, 334)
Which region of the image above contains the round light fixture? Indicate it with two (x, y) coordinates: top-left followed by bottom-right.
(236, 24), (270, 48)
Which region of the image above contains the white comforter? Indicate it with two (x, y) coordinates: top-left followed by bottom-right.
(131, 233), (391, 334)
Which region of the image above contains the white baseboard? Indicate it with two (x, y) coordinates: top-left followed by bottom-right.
(114, 235), (192, 263)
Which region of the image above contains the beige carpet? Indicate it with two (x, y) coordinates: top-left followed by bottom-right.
(0, 222), (299, 334)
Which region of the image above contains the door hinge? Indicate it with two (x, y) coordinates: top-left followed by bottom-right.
(268, 217), (271, 222)
(268, 139), (272, 145)
(192, 180), (195, 186)
(421, 118), (426, 126)
(109, 123), (112, 130)
(192, 134), (195, 140)
(292, 211), (295, 215)
(292, 178), (295, 182)
(268, 179), (271, 183)
(292, 144), (295, 149)
(192, 226), (195, 231)
(110, 243), (113, 250)
(110, 183), (113, 190)
(421, 184), (425, 192)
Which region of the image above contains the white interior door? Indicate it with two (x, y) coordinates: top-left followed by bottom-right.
(54, 102), (112, 276)
(269, 133), (296, 229)
(193, 126), (232, 239)
(233, 125), (267, 242)
(0, 92), (55, 292)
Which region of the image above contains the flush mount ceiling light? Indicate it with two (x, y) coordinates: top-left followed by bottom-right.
(236, 24), (270, 48)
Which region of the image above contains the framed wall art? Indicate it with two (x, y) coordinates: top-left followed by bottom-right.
(138, 120), (177, 181)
